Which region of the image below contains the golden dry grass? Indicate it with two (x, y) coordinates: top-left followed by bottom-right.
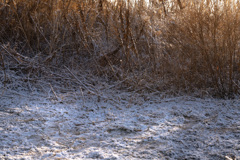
(0, 0), (239, 97)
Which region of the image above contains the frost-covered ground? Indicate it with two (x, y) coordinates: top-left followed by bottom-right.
(0, 86), (240, 160)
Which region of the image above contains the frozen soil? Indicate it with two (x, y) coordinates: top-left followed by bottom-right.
(0, 87), (240, 160)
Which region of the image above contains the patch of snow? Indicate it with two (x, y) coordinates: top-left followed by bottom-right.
(0, 87), (240, 159)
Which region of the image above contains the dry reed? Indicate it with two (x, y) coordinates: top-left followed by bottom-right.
(0, 0), (239, 97)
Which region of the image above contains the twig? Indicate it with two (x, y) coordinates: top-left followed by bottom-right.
(1, 44), (30, 65)
(0, 50), (7, 87)
(64, 66), (121, 104)
(27, 71), (33, 92)
(49, 83), (59, 100)
(233, 80), (240, 94)
(80, 87), (85, 106)
(1, 87), (31, 98)
(1, 45), (21, 64)
(64, 65), (94, 93)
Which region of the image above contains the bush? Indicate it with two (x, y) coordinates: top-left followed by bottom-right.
(160, 0), (240, 97)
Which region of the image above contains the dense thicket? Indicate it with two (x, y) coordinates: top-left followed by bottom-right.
(0, 0), (239, 98)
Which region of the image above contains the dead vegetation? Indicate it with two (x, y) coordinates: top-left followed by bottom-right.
(0, 0), (239, 98)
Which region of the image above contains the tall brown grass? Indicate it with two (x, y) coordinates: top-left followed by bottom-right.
(160, 0), (240, 97)
(0, 0), (239, 97)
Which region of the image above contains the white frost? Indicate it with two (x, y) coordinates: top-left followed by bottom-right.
(0, 88), (240, 159)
